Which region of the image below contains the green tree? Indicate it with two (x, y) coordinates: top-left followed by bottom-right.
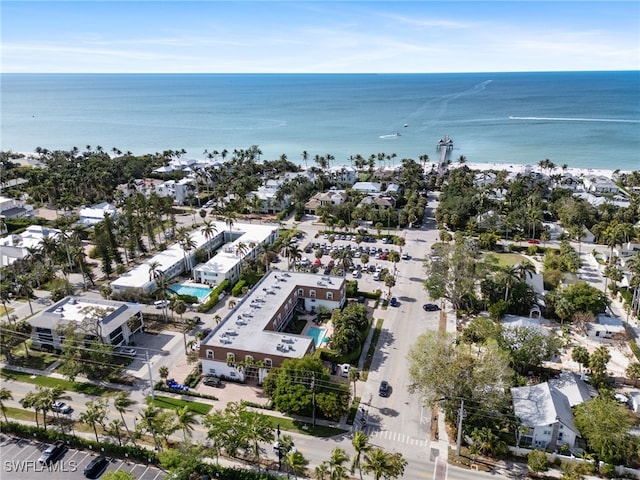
(588, 345), (611, 389)
(102, 471), (136, 480)
(574, 396), (632, 464)
(527, 449), (549, 476)
(113, 392), (137, 444)
(407, 331), (513, 425)
(175, 405), (199, 441)
(498, 326), (562, 374)
(362, 448), (407, 480)
(571, 346), (590, 373)
(0, 387), (12, 422)
(350, 431), (370, 479)
(79, 398), (108, 442)
(557, 282), (608, 316)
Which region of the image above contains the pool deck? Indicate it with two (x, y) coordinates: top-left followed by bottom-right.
(302, 318), (334, 347)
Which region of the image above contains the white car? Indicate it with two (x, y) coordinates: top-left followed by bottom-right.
(341, 364), (351, 377)
(154, 300), (169, 309)
(114, 346), (137, 357)
(401, 252), (409, 260)
(351, 270), (361, 279)
(52, 401), (72, 414)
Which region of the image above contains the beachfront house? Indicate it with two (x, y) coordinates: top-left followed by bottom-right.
(582, 175), (620, 195)
(155, 178), (196, 206)
(29, 296), (144, 352)
(198, 271), (345, 384)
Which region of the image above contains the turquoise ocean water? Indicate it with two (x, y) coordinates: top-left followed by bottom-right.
(1, 72), (638, 170)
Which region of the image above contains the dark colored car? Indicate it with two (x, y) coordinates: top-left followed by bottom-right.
(84, 455), (109, 478)
(379, 381), (390, 397)
(423, 303), (440, 311)
(389, 297), (398, 307)
(203, 375), (222, 387)
(38, 440), (66, 465)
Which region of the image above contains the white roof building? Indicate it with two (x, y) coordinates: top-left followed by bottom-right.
(352, 182), (382, 194)
(0, 225), (61, 267)
(29, 296), (144, 351)
(193, 223), (278, 287)
(78, 202), (118, 226)
(511, 382), (581, 450)
(111, 222), (278, 294)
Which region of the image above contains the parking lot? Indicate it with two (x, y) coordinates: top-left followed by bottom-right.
(1, 435), (166, 480)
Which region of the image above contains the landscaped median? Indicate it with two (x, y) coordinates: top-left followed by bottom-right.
(1, 367), (119, 396)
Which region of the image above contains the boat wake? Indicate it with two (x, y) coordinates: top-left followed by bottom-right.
(508, 116), (639, 123)
(379, 133), (401, 139)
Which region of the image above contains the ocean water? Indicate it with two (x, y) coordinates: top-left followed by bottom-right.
(1, 72), (638, 170)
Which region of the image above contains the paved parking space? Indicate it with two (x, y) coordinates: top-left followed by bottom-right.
(1, 435), (166, 480)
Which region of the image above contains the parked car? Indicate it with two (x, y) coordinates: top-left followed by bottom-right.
(379, 380), (390, 397)
(52, 401), (72, 414)
(401, 252), (410, 260)
(527, 239), (540, 244)
(373, 272), (381, 281)
(114, 346), (137, 357)
(389, 297), (398, 307)
(84, 455), (109, 479)
(203, 375), (222, 387)
(154, 300), (169, 309)
(341, 364), (351, 377)
(38, 440), (66, 465)
(423, 303), (440, 311)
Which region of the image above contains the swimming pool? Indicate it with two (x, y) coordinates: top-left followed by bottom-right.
(307, 326), (327, 348)
(168, 284), (212, 301)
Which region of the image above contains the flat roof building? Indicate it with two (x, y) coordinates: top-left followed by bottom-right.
(29, 296), (144, 352)
(199, 270), (346, 384)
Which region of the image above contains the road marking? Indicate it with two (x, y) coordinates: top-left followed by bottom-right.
(364, 427), (426, 447)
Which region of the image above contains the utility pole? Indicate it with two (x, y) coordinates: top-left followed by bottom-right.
(311, 373), (316, 427)
(146, 350), (155, 399)
(456, 398), (465, 455)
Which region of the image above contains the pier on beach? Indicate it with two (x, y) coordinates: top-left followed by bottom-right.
(437, 135), (453, 173)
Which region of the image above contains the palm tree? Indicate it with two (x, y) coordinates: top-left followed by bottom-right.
(626, 362), (640, 387)
(171, 299), (188, 353)
(328, 447), (350, 480)
(350, 431), (370, 479)
(175, 405), (199, 440)
(315, 463), (330, 480)
(107, 418), (125, 446)
(20, 391), (40, 427)
(0, 387), (13, 422)
(516, 260), (536, 280)
(201, 220), (218, 259)
(224, 210), (237, 236)
(113, 392), (137, 444)
(79, 399), (108, 442)
(362, 448), (407, 480)
(499, 265), (520, 302)
(285, 450), (309, 479)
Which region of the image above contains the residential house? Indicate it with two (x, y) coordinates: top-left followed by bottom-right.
(511, 382), (581, 450)
(304, 191), (348, 215)
(328, 165), (357, 185)
(548, 372), (597, 407)
(351, 182), (382, 195)
(582, 175), (620, 195)
(78, 202), (118, 226)
(0, 225), (61, 267)
(29, 296), (144, 352)
(587, 314), (626, 340)
(155, 178), (196, 205)
(0, 195), (33, 220)
(357, 196), (395, 209)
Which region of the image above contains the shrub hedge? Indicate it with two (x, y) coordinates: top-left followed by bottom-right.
(198, 280), (230, 313)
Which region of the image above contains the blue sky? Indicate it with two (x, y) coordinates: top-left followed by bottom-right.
(1, 1), (638, 73)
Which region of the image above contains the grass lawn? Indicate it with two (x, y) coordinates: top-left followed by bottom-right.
(10, 343), (58, 370)
(361, 318), (384, 382)
(150, 395), (213, 415)
(483, 252), (528, 268)
(0, 368), (118, 397)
